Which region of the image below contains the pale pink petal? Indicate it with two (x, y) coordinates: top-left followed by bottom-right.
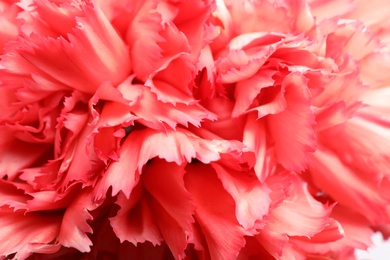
(57, 188), (100, 253)
(224, 0), (315, 34)
(360, 52), (390, 89)
(323, 115), (390, 182)
(307, 0), (353, 21)
(266, 73), (316, 172)
(143, 160), (195, 259)
(291, 206), (374, 256)
(309, 148), (390, 224)
(265, 173), (332, 238)
(346, 0), (390, 45)
(185, 163), (247, 259)
(325, 20), (381, 61)
(212, 162), (271, 230)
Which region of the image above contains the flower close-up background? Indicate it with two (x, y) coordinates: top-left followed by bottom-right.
(1, 0), (390, 259)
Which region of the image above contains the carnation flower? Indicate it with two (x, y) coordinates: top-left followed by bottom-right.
(0, 0), (390, 259)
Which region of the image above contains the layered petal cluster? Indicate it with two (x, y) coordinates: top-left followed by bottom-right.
(0, 0), (390, 259)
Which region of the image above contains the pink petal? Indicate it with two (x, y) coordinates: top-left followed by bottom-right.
(233, 70), (276, 117)
(26, 182), (80, 212)
(360, 52), (390, 89)
(307, 0), (353, 21)
(169, 0), (216, 58)
(265, 173), (333, 238)
(216, 48), (273, 84)
(0, 179), (31, 211)
(0, 209), (61, 259)
(94, 128), (243, 199)
(143, 159), (195, 259)
(225, 0), (315, 34)
(0, 128), (50, 180)
(21, 0), (84, 38)
(145, 53), (196, 104)
(199, 97), (246, 140)
(59, 123), (102, 188)
(243, 113), (275, 182)
(253, 229), (289, 259)
(57, 188), (100, 253)
(321, 114), (390, 182)
(110, 185), (163, 246)
(347, 0), (390, 41)
(185, 163), (247, 259)
(310, 148), (390, 224)
(125, 0), (167, 80)
(266, 73), (316, 172)
(212, 162), (271, 230)
(11, 1), (130, 94)
(291, 206), (374, 256)
(128, 83), (216, 130)
(0, 1), (19, 53)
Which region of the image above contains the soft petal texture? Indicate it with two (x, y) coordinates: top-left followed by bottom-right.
(1, 0), (390, 259)
(94, 128), (244, 199)
(142, 160), (195, 259)
(212, 162), (271, 230)
(224, 0), (315, 34)
(0, 209), (61, 259)
(265, 173), (332, 238)
(0, 0), (19, 53)
(110, 185), (163, 246)
(57, 188), (100, 252)
(309, 148), (390, 224)
(185, 163), (247, 260)
(0, 128), (50, 180)
(266, 72), (316, 172)
(4, 0), (131, 94)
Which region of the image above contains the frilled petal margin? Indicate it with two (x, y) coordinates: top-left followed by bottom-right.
(185, 163), (248, 260)
(94, 128), (244, 199)
(111, 160), (195, 259)
(0, 209), (61, 259)
(266, 72), (316, 172)
(57, 188), (100, 253)
(212, 162), (271, 230)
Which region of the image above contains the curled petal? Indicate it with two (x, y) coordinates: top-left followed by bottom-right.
(212, 162), (271, 230)
(266, 73), (316, 172)
(0, 209), (61, 259)
(57, 188), (100, 253)
(94, 128), (244, 199)
(110, 185), (162, 246)
(265, 173), (333, 238)
(185, 164), (247, 260)
(143, 160), (195, 259)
